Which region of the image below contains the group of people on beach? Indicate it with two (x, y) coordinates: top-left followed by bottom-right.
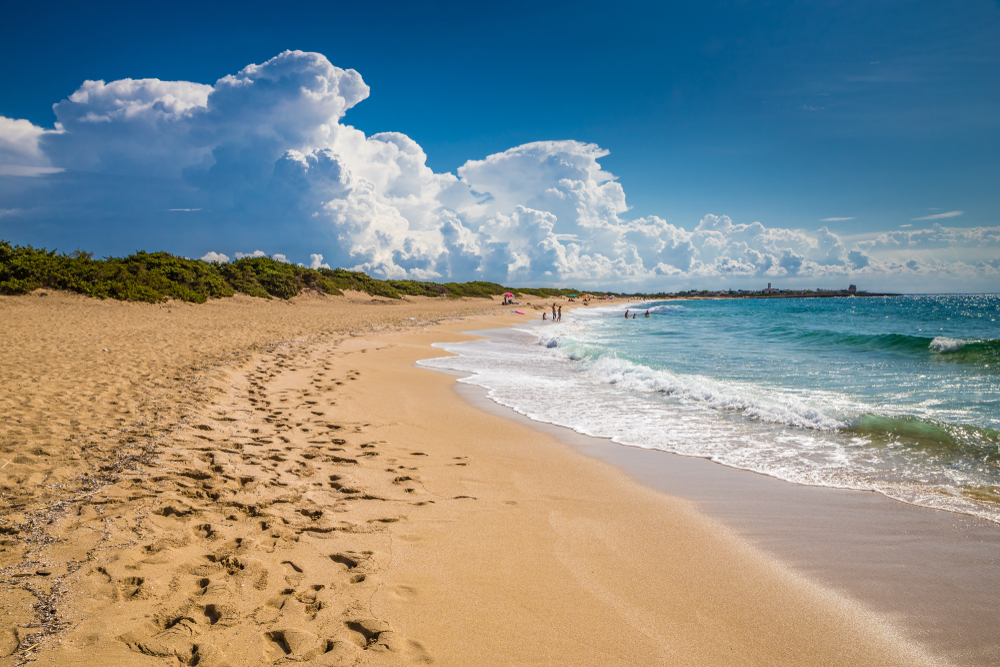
(543, 305), (649, 321)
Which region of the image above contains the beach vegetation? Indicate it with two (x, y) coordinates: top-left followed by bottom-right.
(0, 242), (234, 303)
(217, 257), (343, 300)
(387, 280), (507, 299)
(510, 286), (585, 299)
(0, 240), (592, 303)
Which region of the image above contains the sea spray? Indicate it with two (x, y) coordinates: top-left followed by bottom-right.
(930, 337), (969, 353)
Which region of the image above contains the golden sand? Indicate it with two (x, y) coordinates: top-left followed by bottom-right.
(0, 291), (940, 665)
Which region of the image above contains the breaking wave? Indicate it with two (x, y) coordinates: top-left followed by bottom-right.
(572, 352), (846, 431)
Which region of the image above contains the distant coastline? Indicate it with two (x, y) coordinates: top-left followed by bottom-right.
(631, 281), (901, 300)
(580, 285), (901, 302)
(659, 288), (902, 300)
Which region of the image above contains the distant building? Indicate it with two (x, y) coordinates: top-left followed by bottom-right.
(848, 284), (857, 294)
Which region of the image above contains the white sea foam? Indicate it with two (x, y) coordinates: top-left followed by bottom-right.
(645, 304), (685, 314)
(930, 336), (968, 353)
(578, 354), (846, 431)
(538, 332), (560, 348)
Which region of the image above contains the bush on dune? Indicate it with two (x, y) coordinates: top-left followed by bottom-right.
(510, 286), (582, 299)
(1, 240), (592, 303)
(319, 268), (402, 299)
(217, 257), (343, 300)
(0, 242), (235, 303)
(385, 280), (507, 299)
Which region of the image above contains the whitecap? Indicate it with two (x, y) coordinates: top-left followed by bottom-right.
(930, 337), (968, 353)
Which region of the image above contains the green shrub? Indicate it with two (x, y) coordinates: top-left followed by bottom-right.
(318, 268), (401, 298)
(0, 277), (39, 294)
(0, 242), (229, 302)
(510, 286), (582, 299)
(0, 239), (600, 303)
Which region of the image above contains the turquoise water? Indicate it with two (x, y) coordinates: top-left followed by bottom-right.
(420, 295), (1000, 521)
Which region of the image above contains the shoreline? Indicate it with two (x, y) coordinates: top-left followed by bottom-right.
(351, 320), (942, 666)
(0, 294), (959, 665)
(426, 319), (1000, 665)
(448, 373), (1000, 666)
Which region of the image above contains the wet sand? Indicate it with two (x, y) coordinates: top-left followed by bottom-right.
(0, 292), (947, 665)
(455, 381), (1000, 667)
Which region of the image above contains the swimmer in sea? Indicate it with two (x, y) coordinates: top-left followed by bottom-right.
(645, 310), (650, 318)
(625, 310), (629, 318)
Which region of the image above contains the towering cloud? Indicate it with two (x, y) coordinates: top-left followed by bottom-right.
(0, 117), (59, 176)
(0, 50), (995, 291)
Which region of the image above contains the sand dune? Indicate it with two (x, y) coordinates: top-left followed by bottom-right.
(0, 291), (942, 666)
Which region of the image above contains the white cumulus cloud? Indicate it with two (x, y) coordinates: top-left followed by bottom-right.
(0, 116), (62, 176)
(1, 50), (997, 293)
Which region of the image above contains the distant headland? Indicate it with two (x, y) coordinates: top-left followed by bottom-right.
(651, 282), (901, 300)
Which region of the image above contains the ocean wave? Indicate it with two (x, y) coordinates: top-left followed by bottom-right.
(537, 332), (560, 348)
(572, 301), (681, 319)
(930, 336), (970, 353)
(645, 304), (685, 314)
(797, 330), (931, 353)
(847, 414), (1000, 467)
(791, 329), (999, 362)
(574, 353), (846, 431)
(549, 329), (996, 441)
(929, 337), (1000, 363)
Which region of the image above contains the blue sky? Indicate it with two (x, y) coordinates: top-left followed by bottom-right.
(1, 0), (998, 291)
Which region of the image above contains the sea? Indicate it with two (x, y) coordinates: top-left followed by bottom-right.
(418, 295), (1000, 523)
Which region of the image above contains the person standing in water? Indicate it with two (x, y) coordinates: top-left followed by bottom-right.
(557, 305), (562, 321)
(644, 310), (650, 318)
(625, 309), (629, 318)
(552, 304), (557, 320)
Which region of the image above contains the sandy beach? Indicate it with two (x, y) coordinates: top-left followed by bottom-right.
(0, 291), (952, 665)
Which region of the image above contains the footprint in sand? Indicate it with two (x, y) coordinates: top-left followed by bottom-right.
(329, 552), (374, 585)
(282, 560), (304, 586)
(264, 628), (339, 662)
